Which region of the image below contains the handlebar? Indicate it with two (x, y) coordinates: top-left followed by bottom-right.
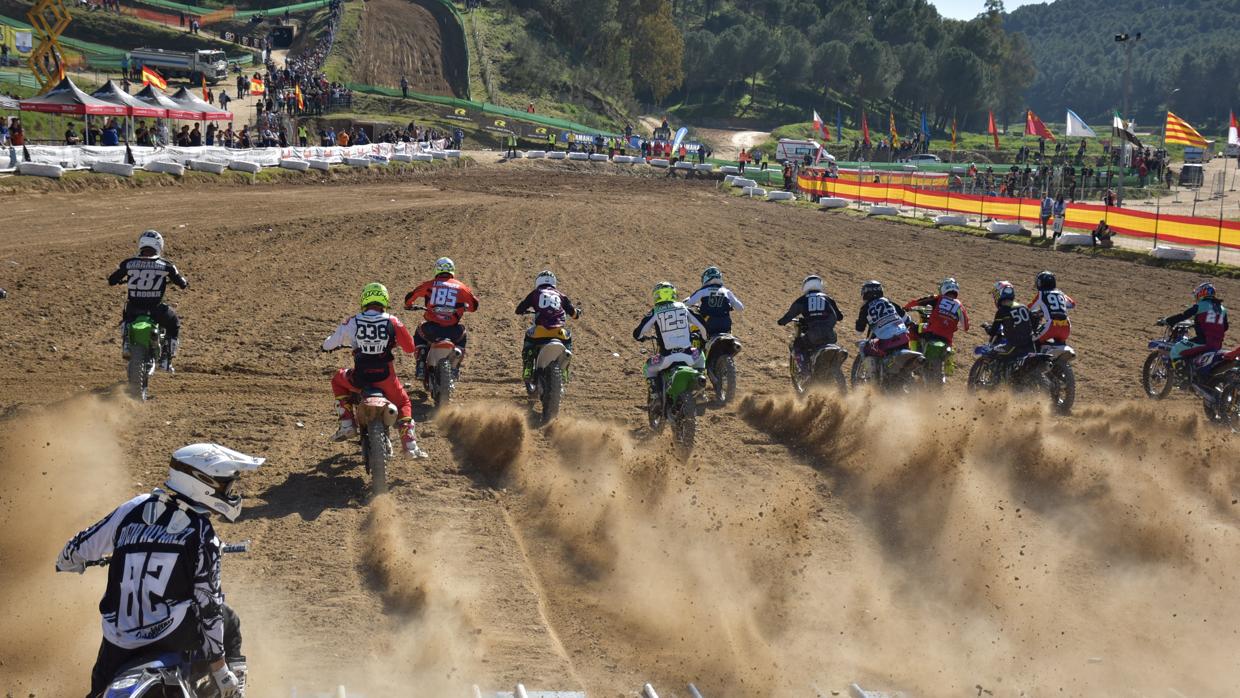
(85, 540), (251, 568)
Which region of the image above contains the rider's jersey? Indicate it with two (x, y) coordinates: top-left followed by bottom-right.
(855, 297), (909, 341)
(632, 301), (706, 354)
(322, 310), (415, 384)
(777, 292), (843, 347)
(684, 285), (743, 336)
(56, 491), (226, 660)
(1167, 298), (1229, 350)
(515, 286), (577, 329)
(987, 303), (1037, 353)
(404, 275), (480, 327)
(909, 294), (969, 343)
(108, 257), (188, 309)
(1028, 290), (1075, 335)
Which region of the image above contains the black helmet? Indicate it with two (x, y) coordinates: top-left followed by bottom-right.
(862, 280), (884, 302)
(1035, 270), (1056, 292)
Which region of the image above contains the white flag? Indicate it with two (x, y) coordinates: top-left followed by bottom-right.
(1065, 109), (1096, 138)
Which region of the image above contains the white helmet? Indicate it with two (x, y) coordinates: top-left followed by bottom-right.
(138, 229), (164, 257)
(164, 443), (264, 522)
(535, 270), (557, 288)
(802, 275), (824, 294)
(434, 257), (456, 276)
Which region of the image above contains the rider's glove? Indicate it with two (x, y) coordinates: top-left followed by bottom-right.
(211, 664), (242, 698)
(1156, 317), (1168, 326)
(55, 558), (86, 574)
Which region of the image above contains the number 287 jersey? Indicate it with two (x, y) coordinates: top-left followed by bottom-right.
(108, 257), (188, 307)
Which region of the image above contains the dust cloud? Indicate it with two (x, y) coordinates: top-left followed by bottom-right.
(0, 397), (129, 696)
(438, 403), (529, 483)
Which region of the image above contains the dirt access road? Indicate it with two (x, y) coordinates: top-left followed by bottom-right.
(2, 164), (1240, 697)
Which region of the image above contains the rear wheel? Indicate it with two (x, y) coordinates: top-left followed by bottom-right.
(671, 392), (696, 462)
(925, 358), (945, 388)
(127, 344), (150, 400)
(850, 354), (875, 388)
(1220, 378), (1240, 432)
(540, 360), (563, 425)
(712, 354), (736, 404)
(789, 354), (807, 395)
(1049, 363), (1076, 414)
(434, 359), (453, 407)
(1141, 352), (1174, 399)
(366, 420), (389, 496)
(967, 357), (997, 391)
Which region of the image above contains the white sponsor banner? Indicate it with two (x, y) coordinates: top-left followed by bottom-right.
(5, 142), (446, 171)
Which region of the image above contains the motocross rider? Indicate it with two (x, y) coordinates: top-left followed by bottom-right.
(515, 270), (582, 381)
(1161, 281), (1229, 378)
(56, 443), (261, 698)
(1028, 270), (1075, 347)
(683, 266), (744, 338)
(108, 229), (189, 371)
(777, 274), (844, 362)
(323, 283), (427, 459)
(403, 257), (480, 380)
(984, 281), (1037, 370)
(632, 281), (707, 403)
(855, 280), (911, 356)
(905, 277), (970, 348)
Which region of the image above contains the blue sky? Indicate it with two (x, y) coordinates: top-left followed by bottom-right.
(931, 0), (1040, 20)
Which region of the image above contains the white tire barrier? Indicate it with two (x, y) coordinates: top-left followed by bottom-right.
(188, 160), (226, 174)
(731, 177), (756, 188)
(228, 160), (261, 174)
(370, 155), (390, 164)
(1054, 233), (1094, 247)
(674, 161), (694, 170)
(546, 151), (566, 160)
(649, 158), (670, 168)
(92, 161), (134, 177)
(344, 157), (370, 168)
(18, 162), (63, 178)
(720, 165), (740, 174)
(819, 197), (849, 209)
(868, 205), (900, 216)
(412, 153), (434, 162)
(933, 214), (969, 226)
(145, 160), (185, 177)
(767, 190), (795, 201)
(1153, 245), (1197, 261)
(589, 153), (609, 161)
(694, 163), (715, 172)
(307, 158), (331, 171)
(568, 152), (589, 161)
(723, 175), (737, 185)
(612, 155), (635, 163)
(987, 221), (1024, 235)
(525, 150), (545, 159)
(391, 154), (413, 163)
(279, 158), (311, 171)
(743, 186), (766, 197)
(430, 151), (447, 160)
(445, 149), (461, 158)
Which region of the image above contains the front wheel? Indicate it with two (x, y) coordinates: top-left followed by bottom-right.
(711, 354), (736, 404)
(127, 344), (150, 400)
(1141, 352), (1174, 399)
(366, 421), (389, 496)
(1049, 363), (1076, 414)
(540, 360), (563, 424)
(433, 359), (453, 407)
(967, 356), (997, 391)
(671, 392), (696, 462)
(1220, 378), (1240, 432)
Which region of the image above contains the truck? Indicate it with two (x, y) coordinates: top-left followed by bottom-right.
(129, 47), (228, 84)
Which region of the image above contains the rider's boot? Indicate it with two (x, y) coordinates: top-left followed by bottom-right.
(331, 399), (357, 442)
(160, 338), (179, 372)
(414, 354), (426, 381)
(521, 345), (534, 382)
(121, 323), (131, 360)
(399, 420), (428, 459)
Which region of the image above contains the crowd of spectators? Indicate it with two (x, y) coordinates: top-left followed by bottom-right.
(256, 0), (351, 118)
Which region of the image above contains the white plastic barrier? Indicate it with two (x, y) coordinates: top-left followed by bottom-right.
(743, 186), (766, 197)
(525, 150), (546, 159)
(546, 151), (566, 160)
(279, 158), (311, 171)
(612, 155), (635, 163)
(391, 154), (413, 163)
(723, 175), (737, 185)
(767, 190), (795, 201)
(1153, 245), (1197, 261)
(1054, 233), (1094, 247)
(731, 177), (757, 188)
(18, 162), (63, 178)
(92, 161), (134, 177)
(228, 160), (261, 174)
(307, 158), (332, 171)
(445, 149), (461, 158)
(674, 161), (695, 170)
(145, 161), (184, 176)
(430, 151), (447, 160)
(933, 214), (969, 226)
(649, 158), (670, 168)
(694, 163), (715, 172)
(344, 157), (370, 168)
(868, 205), (900, 216)
(188, 160), (226, 174)
(412, 153), (434, 162)
(987, 221), (1024, 235)
(819, 197), (848, 209)
(589, 153), (609, 161)
(567, 152), (589, 161)
(720, 165), (740, 174)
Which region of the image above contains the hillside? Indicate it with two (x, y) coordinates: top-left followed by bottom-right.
(1005, 0), (1240, 128)
(328, 0), (467, 98)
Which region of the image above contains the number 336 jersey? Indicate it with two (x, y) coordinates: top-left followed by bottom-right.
(57, 492), (226, 659)
(108, 257), (189, 308)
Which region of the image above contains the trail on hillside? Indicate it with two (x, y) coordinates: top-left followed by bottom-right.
(348, 0), (463, 96)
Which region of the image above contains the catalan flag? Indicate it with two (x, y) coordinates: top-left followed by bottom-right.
(1164, 112), (1207, 148)
(951, 118), (957, 151)
(889, 111), (898, 143)
(141, 65), (167, 91)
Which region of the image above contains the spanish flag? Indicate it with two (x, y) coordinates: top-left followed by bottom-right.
(250, 76), (265, 95)
(295, 83), (304, 110)
(141, 65), (167, 91)
(1164, 112), (1207, 148)
(202, 74), (208, 101)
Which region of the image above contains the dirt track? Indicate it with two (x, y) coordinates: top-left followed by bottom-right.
(2, 165), (1240, 697)
(346, 0), (466, 97)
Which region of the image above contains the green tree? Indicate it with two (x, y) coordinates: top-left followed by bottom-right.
(994, 33), (1036, 128)
(811, 40), (852, 103)
(631, 0), (685, 104)
(849, 36), (901, 117)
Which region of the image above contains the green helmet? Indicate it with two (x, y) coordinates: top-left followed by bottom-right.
(360, 282), (390, 309)
(652, 281), (677, 305)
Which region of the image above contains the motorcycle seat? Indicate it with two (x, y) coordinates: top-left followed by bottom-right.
(527, 326), (569, 341)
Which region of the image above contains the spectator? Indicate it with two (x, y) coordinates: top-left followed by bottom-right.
(189, 124), (202, 147)
(218, 90), (230, 111)
(336, 128), (349, 146)
(1092, 220), (1114, 248)
(354, 127), (369, 145)
(87, 122), (101, 145)
(101, 119), (120, 146)
(135, 124), (151, 146)
(156, 121), (170, 146)
(453, 127), (463, 150)
(527, 102), (535, 114)
(505, 131), (517, 158)
(206, 123), (216, 146)
(175, 125), (191, 147)
(1039, 193), (1054, 238)
(1052, 196), (1066, 240)
(400, 75), (408, 98)
(298, 123), (308, 147)
(1, 43), (9, 67)
(7, 118), (20, 146)
(64, 123), (80, 145)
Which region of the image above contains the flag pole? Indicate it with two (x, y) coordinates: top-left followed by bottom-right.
(1217, 184), (1226, 265)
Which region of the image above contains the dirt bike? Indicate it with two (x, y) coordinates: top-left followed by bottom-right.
(522, 316), (573, 425)
(702, 332), (742, 404)
(89, 542), (250, 697)
(410, 306), (463, 407)
(786, 320), (847, 394)
(850, 337), (925, 392)
(641, 338), (706, 462)
(968, 334), (1075, 414)
(123, 315), (170, 401)
(906, 306), (954, 388)
(1143, 319), (1240, 426)
(353, 388), (399, 495)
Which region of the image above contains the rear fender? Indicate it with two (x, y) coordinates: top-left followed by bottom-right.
(974, 344), (996, 357)
(665, 366), (705, 400)
(887, 349), (925, 374)
(535, 340), (567, 369)
(355, 397), (398, 427)
(810, 345), (847, 371)
(427, 342), (460, 365)
(128, 317), (156, 348)
(922, 340), (950, 361)
(1043, 344), (1076, 364)
(706, 335), (741, 361)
